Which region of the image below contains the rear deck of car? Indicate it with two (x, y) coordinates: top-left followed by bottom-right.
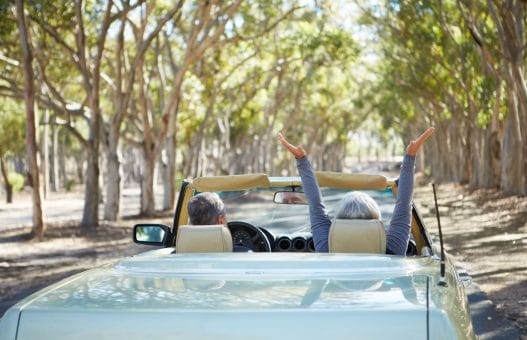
(2, 251), (473, 339)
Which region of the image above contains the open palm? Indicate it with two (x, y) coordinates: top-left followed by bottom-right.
(278, 133), (306, 159)
(406, 127), (435, 156)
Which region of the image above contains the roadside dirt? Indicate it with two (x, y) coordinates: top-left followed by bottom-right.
(0, 180), (525, 337)
(413, 179), (527, 337)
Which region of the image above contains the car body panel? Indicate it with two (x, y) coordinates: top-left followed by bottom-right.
(2, 251), (474, 339)
(0, 172), (476, 339)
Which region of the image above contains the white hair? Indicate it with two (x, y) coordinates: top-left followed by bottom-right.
(335, 192), (381, 220)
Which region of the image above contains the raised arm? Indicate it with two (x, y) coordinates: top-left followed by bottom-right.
(386, 127), (435, 255)
(278, 133), (331, 252)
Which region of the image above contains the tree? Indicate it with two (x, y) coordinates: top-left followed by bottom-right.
(353, 0), (527, 196)
(132, 0), (244, 215)
(16, 0), (44, 238)
(486, 0), (526, 195)
(26, 0), (149, 227)
(102, 1), (184, 220)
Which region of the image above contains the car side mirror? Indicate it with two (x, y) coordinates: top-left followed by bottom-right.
(133, 224), (173, 247)
(273, 191), (308, 205)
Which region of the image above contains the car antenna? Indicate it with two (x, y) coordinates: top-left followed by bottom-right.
(432, 183), (448, 287)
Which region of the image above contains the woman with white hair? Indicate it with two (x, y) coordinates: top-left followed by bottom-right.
(278, 127), (434, 255)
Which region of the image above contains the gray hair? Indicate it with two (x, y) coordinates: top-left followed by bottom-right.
(335, 192), (381, 220)
(188, 192), (226, 225)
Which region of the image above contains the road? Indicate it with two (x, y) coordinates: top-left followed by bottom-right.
(0, 185), (168, 230)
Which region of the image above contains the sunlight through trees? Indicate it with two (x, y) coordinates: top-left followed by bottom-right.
(0, 0), (525, 235)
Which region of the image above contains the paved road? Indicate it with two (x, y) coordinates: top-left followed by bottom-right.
(0, 186), (165, 230)
(467, 283), (520, 339)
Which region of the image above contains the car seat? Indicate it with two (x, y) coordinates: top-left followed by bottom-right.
(176, 224), (233, 253)
(328, 219), (386, 253)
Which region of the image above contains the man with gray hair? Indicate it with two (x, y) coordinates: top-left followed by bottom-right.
(187, 192), (251, 252)
(188, 192), (227, 226)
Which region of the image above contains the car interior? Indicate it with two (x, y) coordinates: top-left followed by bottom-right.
(135, 173), (432, 256)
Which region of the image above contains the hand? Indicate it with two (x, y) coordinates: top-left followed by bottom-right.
(406, 127), (435, 156)
(278, 132), (306, 159)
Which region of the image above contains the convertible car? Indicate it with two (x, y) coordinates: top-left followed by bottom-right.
(0, 172), (476, 339)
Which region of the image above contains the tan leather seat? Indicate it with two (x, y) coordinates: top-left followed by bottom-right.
(176, 224), (233, 253)
(328, 219), (386, 254)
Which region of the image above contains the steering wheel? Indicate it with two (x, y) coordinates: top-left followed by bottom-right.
(227, 221), (271, 252)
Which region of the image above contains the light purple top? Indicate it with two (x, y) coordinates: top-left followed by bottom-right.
(296, 155), (416, 255)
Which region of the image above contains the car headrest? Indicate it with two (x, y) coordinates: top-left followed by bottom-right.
(328, 219), (386, 254)
(176, 224), (233, 253)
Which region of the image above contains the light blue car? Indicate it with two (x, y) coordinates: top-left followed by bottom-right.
(0, 173), (476, 339)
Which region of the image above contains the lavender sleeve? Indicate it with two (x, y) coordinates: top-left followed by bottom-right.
(386, 154), (416, 255)
(296, 157), (331, 252)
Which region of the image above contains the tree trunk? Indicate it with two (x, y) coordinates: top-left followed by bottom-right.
(82, 146), (100, 227)
(500, 65), (523, 194)
(81, 102), (101, 228)
(72, 154), (84, 184)
(50, 116), (59, 191)
(141, 148), (156, 216)
(446, 120), (460, 182)
(162, 133), (176, 211)
(103, 127), (121, 221)
(16, 0), (45, 239)
(0, 158), (13, 204)
(101, 4), (182, 219)
(485, 76), (503, 189)
(488, 0), (526, 195)
(58, 133), (67, 186)
(41, 108), (49, 198)
(511, 64), (527, 195)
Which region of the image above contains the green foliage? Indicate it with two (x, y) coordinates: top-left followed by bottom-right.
(64, 179), (76, 192)
(7, 172), (24, 192)
(7, 0), (486, 180)
(355, 0), (500, 138)
(0, 1), (16, 38)
(0, 98), (26, 157)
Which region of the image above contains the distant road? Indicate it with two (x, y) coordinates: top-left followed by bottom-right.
(0, 185), (165, 230)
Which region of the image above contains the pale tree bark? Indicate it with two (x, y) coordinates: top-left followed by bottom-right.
(488, 0), (526, 195)
(16, 0), (45, 239)
(29, 0), (121, 228)
(28, 1), (145, 223)
(154, 36), (175, 211)
(79, 0), (107, 229)
(50, 115), (59, 191)
(457, 0), (503, 188)
(155, 0), (242, 211)
(103, 1), (184, 220)
(137, 54), (156, 216)
(58, 133), (67, 186)
(41, 108), (49, 198)
(500, 76), (523, 193)
(428, 119), (449, 181)
(103, 12), (126, 221)
(78, 0), (122, 228)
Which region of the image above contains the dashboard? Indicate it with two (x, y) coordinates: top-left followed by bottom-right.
(227, 220), (416, 255)
(227, 221), (315, 253)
